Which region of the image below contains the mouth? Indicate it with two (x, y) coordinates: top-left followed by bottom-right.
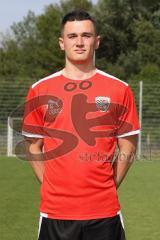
(75, 49), (86, 53)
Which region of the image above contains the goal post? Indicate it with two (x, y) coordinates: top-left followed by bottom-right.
(7, 116), (23, 157)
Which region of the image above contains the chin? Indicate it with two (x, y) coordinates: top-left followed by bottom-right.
(73, 57), (89, 63)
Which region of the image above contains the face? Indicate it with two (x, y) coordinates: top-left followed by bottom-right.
(59, 20), (100, 64)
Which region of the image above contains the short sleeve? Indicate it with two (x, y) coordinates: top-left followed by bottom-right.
(116, 85), (140, 138)
(22, 87), (45, 138)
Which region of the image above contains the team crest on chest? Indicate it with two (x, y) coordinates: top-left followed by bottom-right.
(95, 96), (110, 112)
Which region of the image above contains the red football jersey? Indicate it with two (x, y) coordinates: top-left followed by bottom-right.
(22, 69), (140, 220)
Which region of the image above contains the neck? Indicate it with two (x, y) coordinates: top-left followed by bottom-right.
(62, 58), (97, 80)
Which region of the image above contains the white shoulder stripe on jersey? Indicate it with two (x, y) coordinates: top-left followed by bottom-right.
(32, 70), (62, 89)
(22, 130), (44, 138)
(96, 69), (128, 86)
(117, 129), (140, 138)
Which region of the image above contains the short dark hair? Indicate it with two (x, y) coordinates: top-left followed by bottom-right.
(61, 10), (98, 35)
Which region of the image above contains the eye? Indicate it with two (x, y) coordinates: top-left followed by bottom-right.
(83, 35), (90, 38)
(83, 34), (92, 38)
(68, 35), (76, 39)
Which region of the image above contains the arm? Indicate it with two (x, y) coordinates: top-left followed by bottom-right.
(24, 137), (44, 184)
(113, 135), (138, 189)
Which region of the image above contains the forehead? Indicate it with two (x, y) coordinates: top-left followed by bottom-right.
(63, 20), (96, 35)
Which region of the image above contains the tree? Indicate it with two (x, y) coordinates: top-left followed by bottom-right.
(0, 0), (160, 84)
(93, 0), (160, 79)
(60, 0), (92, 14)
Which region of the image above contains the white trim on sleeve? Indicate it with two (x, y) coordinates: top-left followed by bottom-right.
(22, 130), (44, 138)
(116, 129), (140, 138)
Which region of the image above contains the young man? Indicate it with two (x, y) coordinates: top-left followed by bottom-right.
(22, 10), (140, 240)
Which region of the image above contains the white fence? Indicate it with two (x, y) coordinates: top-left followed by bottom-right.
(131, 81), (160, 160)
(0, 79), (159, 160)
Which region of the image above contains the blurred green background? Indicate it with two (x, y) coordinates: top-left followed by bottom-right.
(0, 156), (159, 240)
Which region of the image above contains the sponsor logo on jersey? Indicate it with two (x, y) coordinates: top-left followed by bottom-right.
(48, 99), (62, 115)
(95, 96), (110, 112)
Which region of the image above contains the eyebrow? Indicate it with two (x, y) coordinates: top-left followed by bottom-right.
(67, 32), (94, 37)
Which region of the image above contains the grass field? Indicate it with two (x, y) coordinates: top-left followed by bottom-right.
(0, 156), (160, 240)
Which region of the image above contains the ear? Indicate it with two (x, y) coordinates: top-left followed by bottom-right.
(95, 35), (100, 50)
(59, 37), (65, 51)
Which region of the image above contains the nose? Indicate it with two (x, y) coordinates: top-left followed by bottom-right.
(76, 36), (84, 46)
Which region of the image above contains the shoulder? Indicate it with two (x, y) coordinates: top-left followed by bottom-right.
(31, 70), (62, 89)
(96, 69), (128, 88)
